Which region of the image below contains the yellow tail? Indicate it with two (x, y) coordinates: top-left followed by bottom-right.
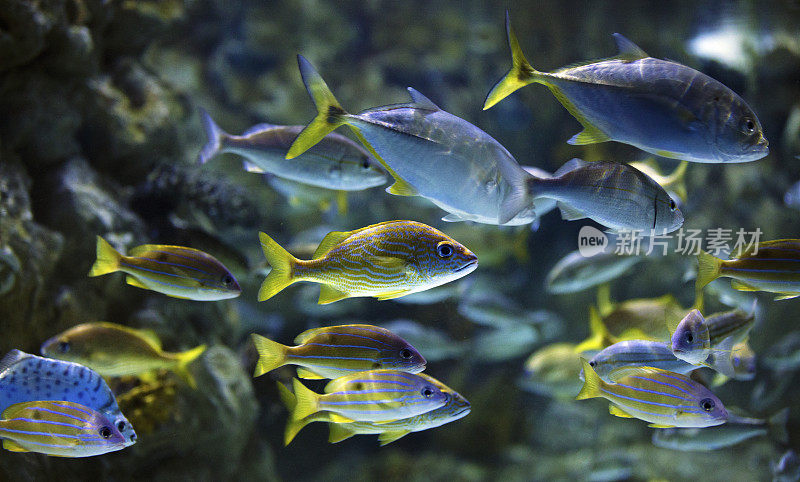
(258, 232), (300, 301)
(576, 358), (602, 400)
(286, 55), (349, 160)
(175, 344), (206, 389)
(275, 381), (309, 446)
(575, 306), (610, 353)
(251, 334), (287, 377)
(666, 161), (689, 203)
(291, 378), (319, 422)
(483, 11), (539, 110)
(696, 250), (723, 290)
(88, 236), (122, 277)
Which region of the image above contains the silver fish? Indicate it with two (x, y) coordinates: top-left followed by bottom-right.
(546, 249), (641, 294)
(199, 109), (387, 191)
(652, 408), (788, 451)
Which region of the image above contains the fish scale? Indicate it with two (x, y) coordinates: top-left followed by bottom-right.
(0, 350), (136, 444)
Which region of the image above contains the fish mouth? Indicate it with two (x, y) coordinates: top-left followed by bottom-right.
(455, 260), (478, 273)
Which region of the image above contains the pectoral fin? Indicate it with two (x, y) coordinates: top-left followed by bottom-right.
(774, 293), (800, 301)
(567, 127), (611, 145)
(386, 178), (419, 197)
(730, 279), (759, 292)
(378, 430), (411, 446)
(557, 202), (587, 221)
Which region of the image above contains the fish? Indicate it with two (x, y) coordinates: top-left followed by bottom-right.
(0, 350), (137, 444)
(88, 236), (241, 301)
(285, 54), (538, 226)
(773, 449), (800, 482)
(628, 159), (689, 203)
(458, 289), (562, 334)
(279, 373), (470, 446)
(263, 175), (345, 214)
(531, 159), (684, 233)
(651, 408), (788, 451)
(785, 180), (800, 209)
(199, 109), (387, 191)
(521, 165), (557, 221)
(484, 12), (769, 163)
(575, 287), (690, 352)
(577, 359), (728, 428)
(381, 320), (467, 362)
(586, 340), (698, 382)
(519, 343), (583, 400)
(696, 240), (800, 300)
(545, 249), (642, 295)
(0, 400), (133, 457)
(251, 324), (426, 379)
(763, 331), (800, 373)
(258, 220), (478, 304)
(288, 370), (448, 424)
(40, 322), (206, 387)
(471, 325), (542, 363)
(671, 308), (756, 375)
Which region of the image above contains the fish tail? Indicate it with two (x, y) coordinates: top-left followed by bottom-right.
(574, 306), (608, 353)
(258, 232), (300, 301)
(667, 161), (689, 203)
(88, 236), (122, 277)
(198, 108), (229, 165)
(286, 55), (349, 160)
(576, 358), (602, 400)
(498, 160), (537, 224)
(251, 334), (288, 377)
(483, 10), (540, 110)
(175, 345), (206, 389)
(696, 250), (723, 290)
(290, 378), (318, 421)
(275, 382), (309, 445)
(276, 381), (297, 410)
(768, 407), (790, 445)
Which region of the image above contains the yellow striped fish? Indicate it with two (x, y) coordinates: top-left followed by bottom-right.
(696, 240), (800, 300)
(258, 221), (478, 304)
(290, 370), (448, 424)
(0, 400), (133, 457)
(577, 359), (728, 428)
(251, 324), (425, 379)
(278, 373), (470, 446)
(89, 236), (241, 301)
(40, 322), (206, 388)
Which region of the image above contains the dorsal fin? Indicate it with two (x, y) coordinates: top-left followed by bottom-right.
(406, 88), (441, 111)
(0, 350), (28, 373)
(312, 231), (354, 259)
(242, 123), (279, 136)
(612, 33), (648, 61)
(553, 158), (588, 178)
(294, 326), (331, 344)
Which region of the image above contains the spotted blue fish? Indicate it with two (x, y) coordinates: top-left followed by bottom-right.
(0, 400), (133, 457)
(0, 350), (136, 444)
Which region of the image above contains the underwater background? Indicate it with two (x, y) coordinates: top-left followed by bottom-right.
(1, 0), (800, 480)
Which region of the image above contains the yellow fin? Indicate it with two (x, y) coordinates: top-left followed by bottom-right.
(2, 439), (27, 452)
(648, 423), (675, 428)
(328, 423), (356, 444)
(294, 326), (330, 344)
(251, 334), (287, 377)
(609, 404), (634, 418)
(175, 344), (206, 389)
(596, 284), (613, 316)
(386, 177), (418, 197)
(276, 381), (296, 410)
(88, 236), (122, 277)
(318, 285), (349, 304)
(291, 378), (319, 421)
(336, 190), (348, 215)
(329, 413), (356, 424)
(775, 293), (800, 301)
(483, 11), (538, 110)
(312, 231), (353, 259)
(696, 250), (723, 290)
(730, 279), (759, 292)
(575, 306), (609, 353)
(297, 367), (325, 380)
(567, 126), (611, 145)
(126, 275), (150, 290)
(576, 358), (603, 400)
(376, 289), (411, 301)
(286, 55), (348, 159)
(378, 430), (411, 446)
(134, 328), (163, 350)
(258, 232), (299, 301)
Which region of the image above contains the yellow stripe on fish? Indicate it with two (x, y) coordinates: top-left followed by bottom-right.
(258, 220), (478, 304)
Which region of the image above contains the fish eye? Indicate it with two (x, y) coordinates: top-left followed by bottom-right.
(685, 332), (693, 343)
(740, 117), (755, 135)
(58, 341), (70, 353)
(436, 243), (454, 258)
(362, 158), (371, 169)
(588, 360), (596, 367)
(117, 421), (126, 431)
(99, 426), (112, 439)
(699, 398), (715, 412)
(399, 348), (413, 359)
(221, 274), (234, 287)
(669, 199), (676, 211)
(421, 386), (434, 398)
